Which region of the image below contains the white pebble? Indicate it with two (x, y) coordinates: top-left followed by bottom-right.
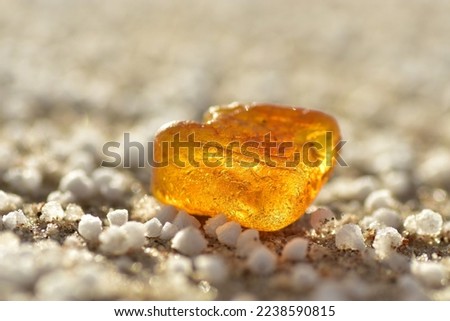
(415, 209), (443, 236)
(40, 201), (65, 222)
(291, 264), (318, 291)
(382, 171), (411, 197)
(78, 214), (102, 242)
(144, 218), (163, 238)
(107, 209), (128, 226)
(403, 216), (416, 233)
(411, 261), (446, 288)
(417, 149), (450, 187)
(0, 190), (9, 211)
(159, 222), (179, 240)
(364, 189), (398, 212)
(121, 221), (146, 250)
(246, 246), (277, 275)
(359, 216), (380, 230)
(46, 190), (75, 207)
(59, 169), (95, 201)
(372, 227), (403, 259)
(236, 229), (260, 258)
(92, 168), (126, 201)
(311, 281), (347, 300)
(397, 275), (427, 300)
(0, 231), (20, 249)
(216, 221), (242, 247)
(372, 208), (402, 229)
(64, 204), (84, 221)
(4, 167), (42, 193)
(2, 210), (28, 229)
(442, 221), (450, 235)
(0, 190), (22, 212)
(64, 234), (84, 248)
(165, 255), (192, 275)
(194, 255), (228, 284)
(335, 224), (366, 251)
(66, 150), (95, 172)
(155, 205), (178, 224)
(99, 226), (130, 255)
(204, 214), (227, 238)
(172, 211), (201, 229)
(310, 207), (335, 230)
(328, 176), (379, 201)
(404, 209), (443, 236)
(282, 238), (309, 261)
(171, 227), (207, 256)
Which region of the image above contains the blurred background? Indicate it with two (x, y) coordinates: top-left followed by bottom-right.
(0, 0), (449, 202)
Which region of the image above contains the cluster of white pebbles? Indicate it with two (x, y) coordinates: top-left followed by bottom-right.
(0, 0), (450, 300)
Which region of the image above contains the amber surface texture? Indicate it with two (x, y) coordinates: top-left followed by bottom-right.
(151, 103), (341, 231)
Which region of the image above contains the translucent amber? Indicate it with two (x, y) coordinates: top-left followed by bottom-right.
(151, 103), (341, 231)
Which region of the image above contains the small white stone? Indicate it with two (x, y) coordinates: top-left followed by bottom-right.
(59, 169), (96, 201)
(121, 221), (146, 250)
(359, 216), (380, 230)
(66, 150), (95, 172)
(4, 167), (42, 193)
(291, 264), (318, 291)
(310, 207), (335, 230)
(172, 211), (201, 229)
(246, 246), (277, 275)
(165, 255), (193, 275)
(194, 255), (228, 284)
(335, 224), (366, 251)
(46, 190), (75, 207)
(282, 238), (309, 261)
(0, 231), (20, 249)
(2, 210), (28, 229)
(40, 201), (65, 222)
(382, 171), (411, 197)
(411, 261), (446, 288)
(442, 221), (450, 235)
(63, 234), (84, 248)
(0, 190), (9, 211)
(171, 227), (208, 256)
(404, 209), (443, 236)
(99, 226), (130, 255)
(397, 275), (427, 300)
(311, 281), (346, 300)
(417, 149), (450, 187)
(372, 227), (403, 259)
(216, 221), (242, 247)
(155, 205), (178, 224)
(236, 229), (260, 258)
(415, 209), (443, 236)
(364, 189), (398, 212)
(372, 208), (402, 229)
(159, 222), (179, 240)
(107, 209), (128, 226)
(0, 190), (22, 212)
(78, 214), (102, 242)
(144, 218), (163, 238)
(64, 204), (84, 221)
(92, 168), (127, 201)
(204, 214), (227, 238)
(403, 215), (417, 233)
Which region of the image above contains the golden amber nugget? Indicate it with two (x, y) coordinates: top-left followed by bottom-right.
(151, 103), (341, 231)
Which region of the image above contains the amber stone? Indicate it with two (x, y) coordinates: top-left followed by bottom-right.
(151, 103), (341, 231)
